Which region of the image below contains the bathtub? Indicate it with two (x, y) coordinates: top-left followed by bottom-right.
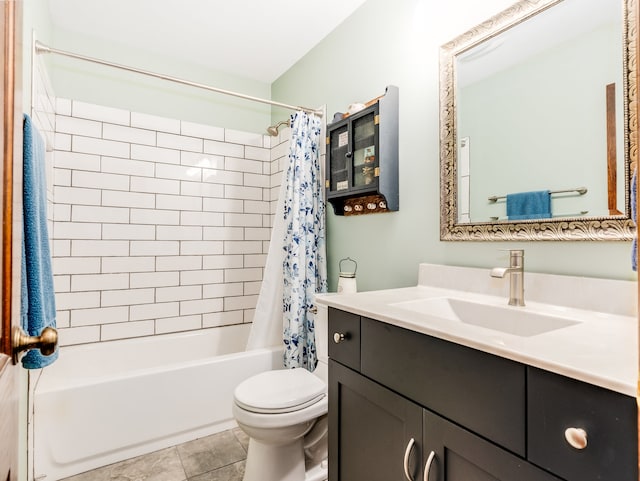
(32, 324), (283, 480)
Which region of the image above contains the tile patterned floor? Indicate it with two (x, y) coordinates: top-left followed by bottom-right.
(61, 428), (249, 481)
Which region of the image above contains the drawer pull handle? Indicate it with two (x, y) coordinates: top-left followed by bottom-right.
(403, 438), (416, 481)
(423, 450), (436, 481)
(333, 332), (346, 344)
(564, 427), (588, 450)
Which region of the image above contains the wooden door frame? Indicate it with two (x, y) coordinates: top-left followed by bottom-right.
(1, 1), (22, 480)
(1, 0), (17, 358)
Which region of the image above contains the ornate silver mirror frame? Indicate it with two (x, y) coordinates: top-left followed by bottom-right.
(440, 0), (637, 241)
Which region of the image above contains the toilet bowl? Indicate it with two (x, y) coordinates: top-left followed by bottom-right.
(232, 369), (328, 481)
(233, 305), (329, 481)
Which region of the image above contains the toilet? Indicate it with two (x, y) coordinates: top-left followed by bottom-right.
(232, 305), (329, 481)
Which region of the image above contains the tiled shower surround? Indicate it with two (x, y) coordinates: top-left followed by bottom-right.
(51, 99), (289, 346)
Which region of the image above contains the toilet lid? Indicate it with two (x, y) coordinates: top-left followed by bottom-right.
(234, 368), (326, 414)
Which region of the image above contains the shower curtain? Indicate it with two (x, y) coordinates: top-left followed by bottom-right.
(245, 177), (288, 350)
(283, 111), (327, 370)
(247, 111), (327, 371)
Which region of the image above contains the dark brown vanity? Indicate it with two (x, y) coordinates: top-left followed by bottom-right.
(327, 307), (637, 481)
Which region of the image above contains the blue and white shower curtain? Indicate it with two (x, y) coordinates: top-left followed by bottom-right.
(283, 111), (328, 370)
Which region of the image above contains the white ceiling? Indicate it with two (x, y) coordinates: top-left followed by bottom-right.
(46, 0), (368, 83)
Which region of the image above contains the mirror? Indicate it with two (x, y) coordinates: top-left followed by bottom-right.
(440, 0), (637, 241)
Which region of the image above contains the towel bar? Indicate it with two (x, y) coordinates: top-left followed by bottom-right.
(489, 210), (589, 221)
(488, 187), (587, 203)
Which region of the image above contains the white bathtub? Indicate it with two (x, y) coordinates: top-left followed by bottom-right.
(33, 324), (283, 480)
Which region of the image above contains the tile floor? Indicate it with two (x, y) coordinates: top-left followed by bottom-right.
(61, 427), (249, 481)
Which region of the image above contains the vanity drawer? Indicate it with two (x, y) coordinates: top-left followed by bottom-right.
(361, 317), (526, 456)
(527, 367), (638, 481)
(328, 307), (360, 371)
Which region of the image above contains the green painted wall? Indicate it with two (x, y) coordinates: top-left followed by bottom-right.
(272, 0), (638, 292)
(44, 28), (272, 134)
(22, 0), (54, 112)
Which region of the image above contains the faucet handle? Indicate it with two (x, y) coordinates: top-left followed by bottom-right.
(500, 249), (524, 263)
(499, 248), (524, 257)
(498, 249), (524, 269)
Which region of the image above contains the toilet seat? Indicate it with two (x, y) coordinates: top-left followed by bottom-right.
(234, 368), (326, 414)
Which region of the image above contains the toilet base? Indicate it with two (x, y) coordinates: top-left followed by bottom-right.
(243, 437), (306, 481)
(304, 460), (328, 481)
(242, 437), (327, 481)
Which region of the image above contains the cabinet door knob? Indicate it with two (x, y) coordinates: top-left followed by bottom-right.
(423, 450), (436, 481)
(403, 438), (416, 481)
(345, 151), (352, 158)
(333, 332), (346, 344)
(564, 427), (588, 450)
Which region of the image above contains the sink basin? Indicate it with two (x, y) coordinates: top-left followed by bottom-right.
(392, 297), (580, 337)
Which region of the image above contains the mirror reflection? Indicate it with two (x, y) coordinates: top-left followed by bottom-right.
(440, 0), (636, 240)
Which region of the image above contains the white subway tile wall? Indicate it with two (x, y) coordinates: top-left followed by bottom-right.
(52, 99), (290, 346)
(31, 53), (57, 236)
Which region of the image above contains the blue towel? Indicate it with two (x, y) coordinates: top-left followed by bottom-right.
(632, 168), (637, 271)
(506, 190), (551, 220)
(21, 114), (57, 369)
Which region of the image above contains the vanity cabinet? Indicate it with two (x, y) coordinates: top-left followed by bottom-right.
(326, 85), (398, 215)
(360, 315), (525, 455)
(423, 409), (561, 481)
(329, 360), (422, 481)
(327, 307), (638, 481)
(527, 367), (637, 481)
(329, 360), (561, 481)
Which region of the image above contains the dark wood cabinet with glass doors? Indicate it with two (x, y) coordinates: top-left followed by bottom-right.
(326, 86), (398, 215)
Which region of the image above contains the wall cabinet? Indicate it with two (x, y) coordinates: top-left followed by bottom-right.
(326, 86), (398, 215)
(328, 307), (638, 481)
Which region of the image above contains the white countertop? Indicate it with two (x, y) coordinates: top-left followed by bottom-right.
(316, 264), (638, 397)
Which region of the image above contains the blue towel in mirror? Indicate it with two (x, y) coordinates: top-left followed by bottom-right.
(506, 190), (551, 220)
(21, 114), (58, 369)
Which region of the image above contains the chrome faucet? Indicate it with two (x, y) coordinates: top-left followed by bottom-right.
(490, 249), (525, 306)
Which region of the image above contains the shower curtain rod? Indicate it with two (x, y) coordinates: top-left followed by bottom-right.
(34, 41), (323, 116)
